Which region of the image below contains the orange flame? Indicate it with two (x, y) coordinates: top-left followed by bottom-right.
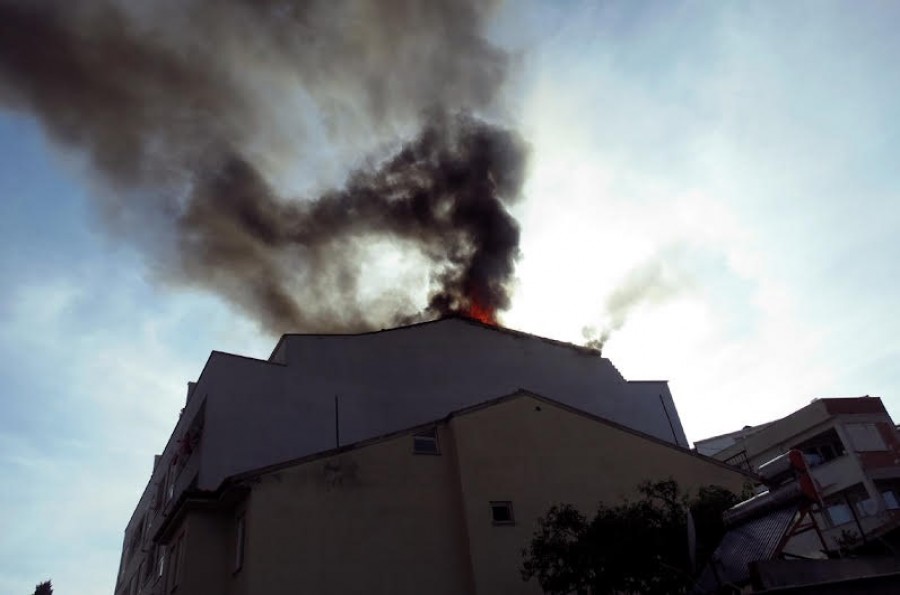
(466, 299), (496, 326)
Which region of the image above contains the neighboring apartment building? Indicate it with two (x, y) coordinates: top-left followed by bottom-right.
(696, 397), (900, 554)
(693, 423), (773, 457)
(115, 317), (730, 595)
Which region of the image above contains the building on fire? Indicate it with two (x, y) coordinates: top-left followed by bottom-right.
(115, 317), (749, 595)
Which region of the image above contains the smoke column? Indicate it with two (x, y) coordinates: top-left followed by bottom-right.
(583, 258), (686, 351)
(0, 0), (526, 332)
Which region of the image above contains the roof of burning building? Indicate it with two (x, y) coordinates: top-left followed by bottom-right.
(267, 314), (607, 362)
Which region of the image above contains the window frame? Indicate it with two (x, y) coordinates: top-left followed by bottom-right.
(826, 501), (854, 526)
(166, 464), (176, 503)
(143, 546), (155, 585)
(845, 423), (888, 452)
(154, 477), (166, 511)
(166, 532), (184, 593)
(412, 428), (440, 455)
(490, 501), (515, 526)
(157, 544), (166, 580)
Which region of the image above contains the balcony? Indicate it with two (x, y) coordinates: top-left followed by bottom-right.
(809, 454), (862, 496)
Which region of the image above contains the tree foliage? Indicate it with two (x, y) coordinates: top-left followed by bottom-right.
(32, 581), (52, 595)
(521, 480), (744, 595)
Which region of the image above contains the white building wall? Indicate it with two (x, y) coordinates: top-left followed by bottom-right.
(195, 318), (687, 493)
(120, 317), (692, 587)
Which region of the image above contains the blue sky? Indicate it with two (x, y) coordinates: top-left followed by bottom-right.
(3, 1), (900, 593)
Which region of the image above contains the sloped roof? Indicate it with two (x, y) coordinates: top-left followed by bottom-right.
(154, 388), (751, 542)
(267, 315), (607, 362)
(224, 388), (751, 484)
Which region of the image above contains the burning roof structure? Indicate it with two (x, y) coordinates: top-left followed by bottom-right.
(126, 317), (687, 525)
(115, 317), (705, 594)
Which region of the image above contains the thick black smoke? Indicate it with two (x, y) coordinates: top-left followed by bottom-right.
(0, 0), (526, 332)
(181, 113), (526, 331)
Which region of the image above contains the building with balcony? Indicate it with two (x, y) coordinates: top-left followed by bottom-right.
(114, 317), (745, 595)
(695, 397), (900, 554)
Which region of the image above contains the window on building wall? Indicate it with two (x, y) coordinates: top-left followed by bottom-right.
(873, 479), (900, 510)
(795, 429), (846, 468)
(166, 534), (183, 593)
(130, 518), (144, 557)
(234, 514), (246, 572)
(826, 484), (877, 526)
(412, 428), (439, 454)
(826, 502), (853, 526)
(166, 465), (176, 502)
(143, 548), (155, 584)
(849, 493), (878, 517)
(845, 423), (888, 452)
(490, 501), (515, 525)
(177, 417), (203, 460)
(157, 545), (166, 579)
(154, 478), (165, 510)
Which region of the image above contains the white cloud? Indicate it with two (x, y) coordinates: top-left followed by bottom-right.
(0, 265), (272, 594)
(504, 0), (877, 445)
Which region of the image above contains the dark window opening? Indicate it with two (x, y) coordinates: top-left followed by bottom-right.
(413, 429), (439, 455)
(491, 501), (514, 525)
(154, 478), (165, 510)
(875, 480), (900, 511)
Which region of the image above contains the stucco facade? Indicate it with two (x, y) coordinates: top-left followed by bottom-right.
(139, 392), (748, 595)
(115, 318), (692, 595)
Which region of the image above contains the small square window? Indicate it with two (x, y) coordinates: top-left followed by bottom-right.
(855, 496), (877, 517)
(490, 501), (514, 525)
(827, 502), (853, 526)
(412, 429), (439, 455)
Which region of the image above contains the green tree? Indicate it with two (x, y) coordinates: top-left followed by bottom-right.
(32, 580), (52, 595)
(521, 480), (743, 595)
